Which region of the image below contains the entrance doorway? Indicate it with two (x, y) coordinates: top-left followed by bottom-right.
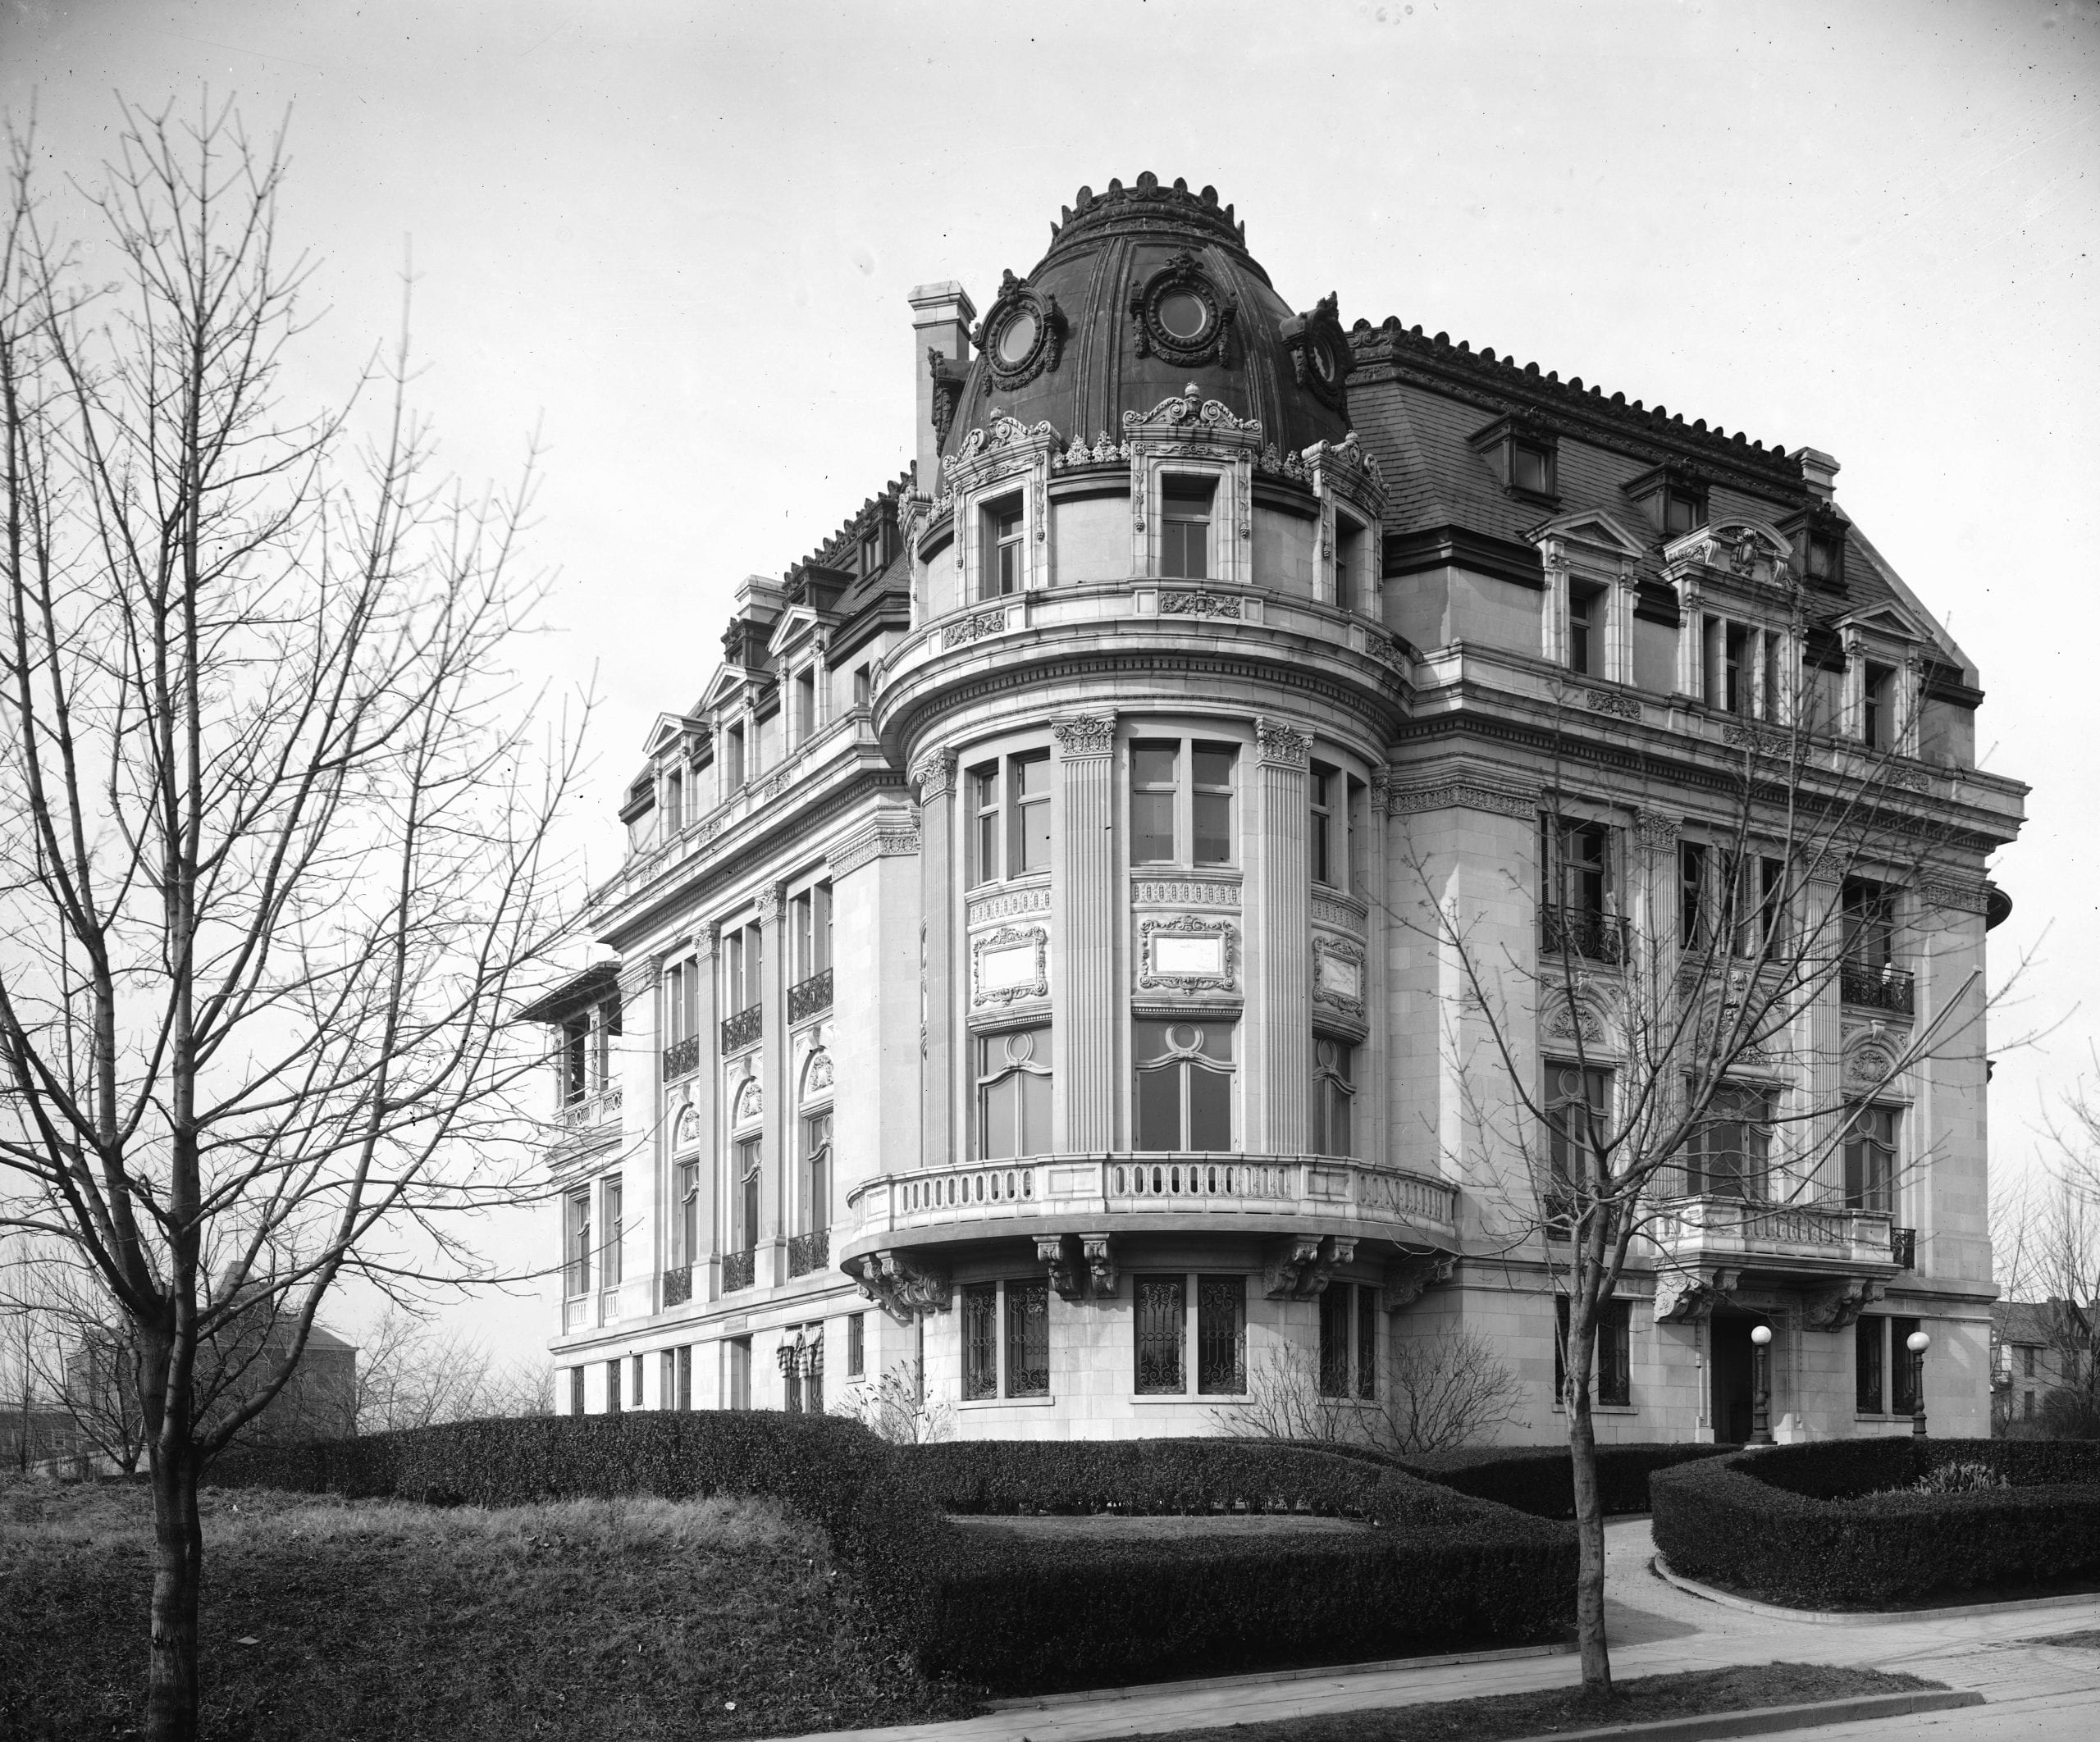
(1710, 1311), (1761, 1443)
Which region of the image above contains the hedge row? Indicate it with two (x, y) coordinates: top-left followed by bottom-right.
(906, 1435), (1491, 1525)
(1395, 1442), (1739, 1519)
(1650, 1437), (2100, 1607)
(929, 1519), (1574, 1694)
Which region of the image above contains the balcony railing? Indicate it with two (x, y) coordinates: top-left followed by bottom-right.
(661, 1037), (701, 1081)
(1651, 1194), (1899, 1273)
(1892, 1226), (1916, 1270)
(556, 1085), (623, 1133)
(787, 1228), (830, 1278)
(1842, 959), (1915, 1017)
(1541, 905), (1628, 964)
(844, 1152), (1460, 1255)
(720, 1003), (762, 1056)
(722, 1247), (756, 1293)
(662, 1263), (692, 1308)
(788, 968), (834, 1026)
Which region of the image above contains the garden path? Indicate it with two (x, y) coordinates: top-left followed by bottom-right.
(772, 1517), (2100, 1742)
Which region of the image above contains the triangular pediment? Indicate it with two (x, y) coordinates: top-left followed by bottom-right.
(642, 712), (707, 757)
(767, 604), (825, 659)
(1529, 508), (1648, 559)
(1839, 603), (1931, 643)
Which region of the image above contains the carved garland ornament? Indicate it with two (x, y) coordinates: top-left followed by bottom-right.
(1136, 916), (1238, 995)
(972, 924), (1050, 1007)
(1311, 933), (1367, 1021)
(943, 609), (1010, 650)
(1161, 589), (1243, 619)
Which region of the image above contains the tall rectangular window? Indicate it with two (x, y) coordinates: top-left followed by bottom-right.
(1546, 1064), (1610, 1219)
(561, 1015), (589, 1106)
(1844, 1104), (1897, 1213)
(852, 664), (872, 709)
(1130, 741), (1178, 864)
(801, 1111), (833, 1232)
(1842, 878), (1897, 971)
(602, 1178), (623, 1288)
(1134, 1276), (1186, 1393)
(1192, 745), (1235, 866)
(631, 1353), (644, 1407)
(662, 768), (684, 836)
(733, 1136), (760, 1252)
(1010, 752), (1052, 876)
(794, 669), (816, 743)
(1319, 1287), (1351, 1397)
(1310, 762), (1341, 887)
(1134, 1019), (1235, 1151)
(676, 1344), (693, 1410)
(1568, 587), (1600, 677)
(984, 495), (1024, 598)
(1856, 1316), (1885, 1412)
(728, 1336), (751, 1411)
(1160, 476), (1212, 579)
(1679, 841), (1710, 950)
(1554, 1297), (1632, 1407)
(605, 1359), (623, 1416)
(1862, 663), (1893, 750)
(1891, 1316), (1923, 1415)
(1356, 1284), (1379, 1401)
(1311, 1037), (1355, 1158)
(792, 881), (833, 980)
(976, 1025), (1052, 1161)
(1686, 1084), (1774, 1200)
(725, 723), (746, 791)
(1197, 1275), (1245, 1396)
(1334, 518), (1362, 612)
(961, 1282), (998, 1401)
(568, 1366), (585, 1416)
(970, 762), (1000, 884)
(847, 1311), (865, 1377)
(1007, 1281), (1051, 1398)
(677, 1161), (700, 1265)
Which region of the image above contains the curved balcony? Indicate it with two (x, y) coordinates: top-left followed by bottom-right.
(1650, 1194), (1902, 1327)
(839, 1151), (1459, 1272)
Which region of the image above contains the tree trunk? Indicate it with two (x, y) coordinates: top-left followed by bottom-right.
(1566, 1317), (1611, 1693)
(146, 1440), (203, 1742)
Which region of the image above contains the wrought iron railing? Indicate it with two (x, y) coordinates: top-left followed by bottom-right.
(1540, 905), (1628, 964)
(788, 968), (833, 1025)
(1892, 1226), (1916, 1270)
(787, 1228), (830, 1278)
(661, 1036), (701, 1080)
(722, 1247), (756, 1292)
(1841, 959), (1915, 1017)
(662, 1264), (692, 1308)
(720, 1002), (762, 1055)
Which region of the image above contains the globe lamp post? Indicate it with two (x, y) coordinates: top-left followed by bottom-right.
(1749, 1323), (1774, 1445)
(1907, 1329), (1931, 1438)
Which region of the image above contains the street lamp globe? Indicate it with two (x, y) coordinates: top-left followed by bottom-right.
(1906, 1330), (1930, 1356)
(1751, 1325), (1773, 1348)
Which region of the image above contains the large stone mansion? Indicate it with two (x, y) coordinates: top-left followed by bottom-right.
(527, 174), (2023, 1443)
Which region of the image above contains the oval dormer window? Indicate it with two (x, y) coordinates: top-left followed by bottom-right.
(998, 309), (1039, 364)
(1157, 290), (1208, 342)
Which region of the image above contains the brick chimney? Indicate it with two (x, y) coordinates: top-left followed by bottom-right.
(911, 281), (976, 495)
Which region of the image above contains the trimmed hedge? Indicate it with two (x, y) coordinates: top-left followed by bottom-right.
(1395, 1442), (1739, 1519)
(218, 1422), (1577, 1692)
(1650, 1437), (2100, 1607)
(906, 1435), (1486, 1523)
(929, 1517), (1573, 1694)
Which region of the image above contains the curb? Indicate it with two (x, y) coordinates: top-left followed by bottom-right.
(984, 1639), (1577, 1711)
(1497, 1688), (1982, 1742)
(1651, 1554), (2100, 1626)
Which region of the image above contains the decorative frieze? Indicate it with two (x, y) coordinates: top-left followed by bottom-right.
(1386, 781), (1537, 819)
(829, 822), (921, 878)
(967, 884), (1052, 928)
(1919, 878), (1991, 915)
(1051, 713), (1116, 759)
(1136, 916), (1238, 994)
(1310, 893), (1367, 935)
(972, 924), (1049, 1006)
(942, 608), (1010, 650)
(1586, 689), (1641, 721)
(1254, 718), (1312, 768)
(1160, 589), (1244, 619)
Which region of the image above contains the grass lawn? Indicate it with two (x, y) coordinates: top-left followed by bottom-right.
(1, 1475), (978, 1741)
(1128, 1662), (1944, 1742)
(949, 1512), (1371, 1539)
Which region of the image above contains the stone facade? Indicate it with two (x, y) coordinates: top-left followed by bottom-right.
(532, 175), (2024, 1445)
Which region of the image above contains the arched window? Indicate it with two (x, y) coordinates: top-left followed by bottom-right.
(1134, 1020), (1235, 1151)
(976, 1025), (1052, 1160)
(1310, 1037), (1355, 1158)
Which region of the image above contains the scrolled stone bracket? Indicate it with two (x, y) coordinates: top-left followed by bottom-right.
(1382, 1252), (1456, 1311)
(1652, 1265), (1742, 1324)
(843, 1252), (953, 1325)
(1262, 1233), (1355, 1301)
(1802, 1278), (1887, 1331)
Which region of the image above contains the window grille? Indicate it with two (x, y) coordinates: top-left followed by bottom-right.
(1134, 1277), (1186, 1394)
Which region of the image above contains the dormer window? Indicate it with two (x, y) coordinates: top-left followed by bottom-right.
(1161, 476), (1213, 580)
(1511, 437), (1554, 497)
(1862, 662), (1894, 751)
(725, 723), (746, 792)
(662, 768), (684, 836)
(1664, 484), (1705, 538)
(1568, 586), (1602, 677)
(1806, 531), (1839, 583)
(983, 495), (1023, 599)
(859, 523), (892, 577)
(794, 669), (816, 744)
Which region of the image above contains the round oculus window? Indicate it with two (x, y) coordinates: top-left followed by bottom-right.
(1312, 339), (1339, 384)
(996, 309), (1039, 364)
(1156, 289), (1208, 341)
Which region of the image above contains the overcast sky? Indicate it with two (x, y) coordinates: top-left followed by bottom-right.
(5, 0), (2095, 1370)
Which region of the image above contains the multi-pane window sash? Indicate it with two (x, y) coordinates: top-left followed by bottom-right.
(1134, 1021), (1235, 1151)
(977, 1026), (1052, 1161)
(1684, 1084), (1774, 1200)
(602, 1179), (623, 1288)
(1555, 1297), (1632, 1407)
(968, 752), (1051, 883)
(1130, 740), (1236, 867)
(984, 496), (1024, 599)
(605, 1359), (623, 1416)
(847, 1311), (865, 1378)
(563, 1191), (591, 1297)
(677, 1161), (700, 1266)
(1844, 1104), (1897, 1214)
(1546, 1065), (1611, 1228)
(1160, 476), (1212, 579)
(1318, 1287), (1350, 1398)
(1679, 844), (1786, 959)
(1134, 1277), (1186, 1393)
(961, 1283), (999, 1401)
(1311, 1037), (1355, 1159)
(1568, 587), (1599, 677)
(1007, 1282), (1051, 1398)
(1309, 763), (1343, 887)
(1541, 818), (1623, 963)
(568, 1366), (585, 1416)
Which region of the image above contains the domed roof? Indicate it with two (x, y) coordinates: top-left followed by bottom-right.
(936, 174), (1352, 462)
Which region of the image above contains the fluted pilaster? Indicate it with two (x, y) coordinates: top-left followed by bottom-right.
(1052, 714), (1118, 1149)
(914, 748), (959, 1170)
(1249, 718), (1312, 1152)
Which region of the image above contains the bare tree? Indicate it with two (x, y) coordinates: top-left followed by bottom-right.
(353, 1304), (550, 1431)
(0, 102), (582, 1741)
(1995, 1123), (2100, 1435)
(0, 1245), (150, 1472)
(832, 1360), (955, 1445)
(1223, 1333), (1524, 1457)
(1398, 668), (2016, 1691)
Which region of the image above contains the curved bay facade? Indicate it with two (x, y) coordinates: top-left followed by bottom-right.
(532, 175), (2025, 1442)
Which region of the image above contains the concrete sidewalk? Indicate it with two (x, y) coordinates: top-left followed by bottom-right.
(770, 1517), (2100, 1741)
